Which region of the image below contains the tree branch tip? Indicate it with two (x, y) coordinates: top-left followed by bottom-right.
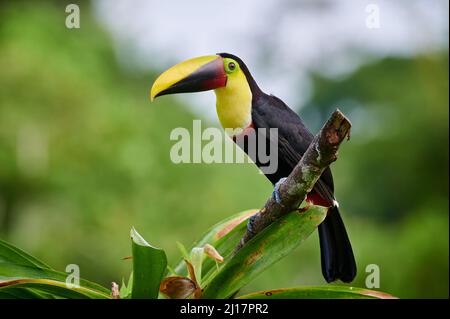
(330, 110), (351, 142)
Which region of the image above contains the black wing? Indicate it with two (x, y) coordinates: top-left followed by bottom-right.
(250, 94), (357, 283)
(251, 94), (335, 203)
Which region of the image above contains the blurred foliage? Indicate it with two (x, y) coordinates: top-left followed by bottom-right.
(303, 53), (449, 222)
(0, 0), (270, 291)
(0, 1), (448, 299)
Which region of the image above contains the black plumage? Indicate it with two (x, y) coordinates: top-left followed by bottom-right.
(219, 53), (357, 283)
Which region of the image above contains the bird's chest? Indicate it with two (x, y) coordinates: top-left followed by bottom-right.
(215, 98), (252, 132)
(214, 81), (252, 132)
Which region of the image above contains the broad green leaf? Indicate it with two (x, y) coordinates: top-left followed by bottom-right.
(130, 227), (167, 299)
(0, 287), (56, 299)
(190, 209), (258, 248)
(238, 286), (398, 299)
(0, 262), (111, 299)
(0, 239), (51, 269)
(0, 239), (110, 299)
(0, 279), (110, 299)
(202, 206), (327, 299)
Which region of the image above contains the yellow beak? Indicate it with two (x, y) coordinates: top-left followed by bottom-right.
(150, 55), (227, 101)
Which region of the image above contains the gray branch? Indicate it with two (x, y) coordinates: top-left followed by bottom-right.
(234, 109), (352, 253)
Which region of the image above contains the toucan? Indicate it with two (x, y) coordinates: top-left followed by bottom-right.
(150, 53), (357, 283)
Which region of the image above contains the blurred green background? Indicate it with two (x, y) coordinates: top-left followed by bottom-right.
(0, 1), (448, 298)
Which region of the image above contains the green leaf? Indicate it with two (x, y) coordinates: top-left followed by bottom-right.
(189, 209), (258, 248)
(202, 206), (327, 299)
(173, 209), (256, 277)
(0, 279), (110, 299)
(190, 247), (204, 287)
(0, 287), (57, 299)
(119, 272), (133, 299)
(0, 239), (51, 269)
(130, 227), (167, 299)
(176, 241), (190, 262)
(0, 239), (111, 299)
(0, 262), (111, 299)
(237, 286), (398, 299)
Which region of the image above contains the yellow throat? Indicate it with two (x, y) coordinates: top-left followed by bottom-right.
(214, 69), (252, 131)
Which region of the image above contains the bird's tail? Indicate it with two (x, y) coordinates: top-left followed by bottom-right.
(318, 205), (357, 283)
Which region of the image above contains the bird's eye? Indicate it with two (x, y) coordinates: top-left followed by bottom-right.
(224, 59), (237, 74)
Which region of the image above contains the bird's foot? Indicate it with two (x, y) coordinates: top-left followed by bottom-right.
(246, 212), (259, 236)
(272, 177), (287, 204)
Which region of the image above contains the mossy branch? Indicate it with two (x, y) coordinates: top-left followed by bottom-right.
(234, 109), (352, 253)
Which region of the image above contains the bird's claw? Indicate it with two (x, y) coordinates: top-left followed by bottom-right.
(247, 213), (259, 236)
(272, 177), (287, 204)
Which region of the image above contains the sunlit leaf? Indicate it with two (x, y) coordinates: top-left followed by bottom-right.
(130, 227), (167, 299)
(238, 286), (398, 299)
(0, 261), (111, 299)
(190, 247), (204, 286)
(0, 239), (51, 269)
(119, 272), (133, 299)
(202, 206), (327, 298)
(0, 279), (110, 299)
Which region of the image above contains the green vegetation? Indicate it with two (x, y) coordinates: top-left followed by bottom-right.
(0, 2), (448, 298)
(0, 206), (395, 299)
